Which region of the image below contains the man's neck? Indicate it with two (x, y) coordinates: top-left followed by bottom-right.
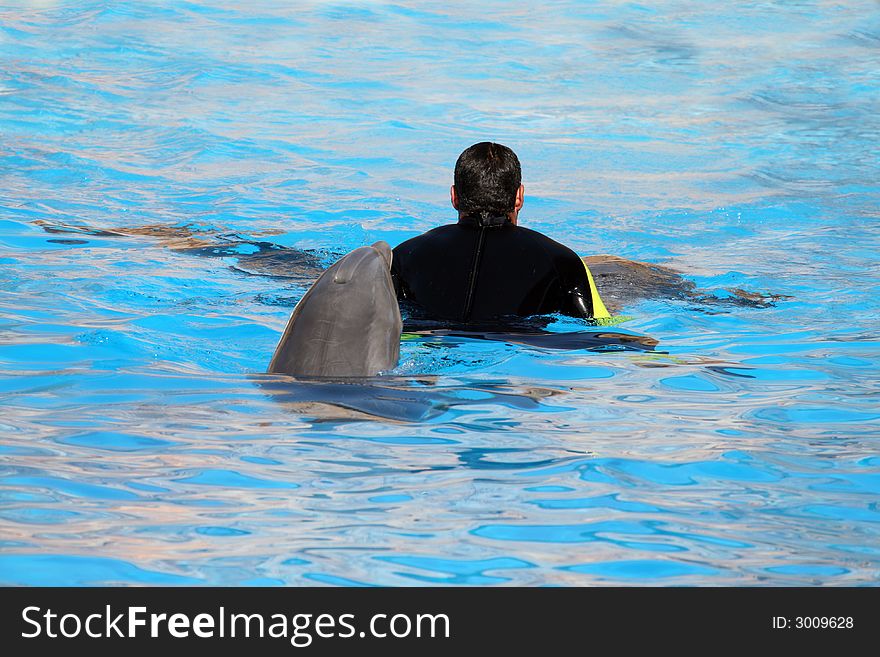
(457, 212), (518, 226)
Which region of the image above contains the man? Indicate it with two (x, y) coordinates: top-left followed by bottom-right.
(391, 142), (610, 324)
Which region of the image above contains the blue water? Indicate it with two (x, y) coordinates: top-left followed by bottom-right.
(1, 0), (878, 586)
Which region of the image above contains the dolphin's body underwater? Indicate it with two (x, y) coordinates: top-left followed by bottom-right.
(267, 241), (402, 377)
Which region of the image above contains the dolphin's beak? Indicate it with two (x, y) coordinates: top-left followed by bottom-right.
(371, 240), (393, 269)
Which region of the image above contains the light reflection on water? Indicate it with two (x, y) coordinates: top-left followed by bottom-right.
(0, 0), (878, 585)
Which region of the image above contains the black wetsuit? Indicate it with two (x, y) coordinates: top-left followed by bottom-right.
(391, 215), (595, 323)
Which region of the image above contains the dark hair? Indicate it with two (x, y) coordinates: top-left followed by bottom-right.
(454, 142), (521, 218)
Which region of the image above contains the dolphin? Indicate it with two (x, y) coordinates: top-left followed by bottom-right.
(582, 255), (790, 312)
(32, 221), (788, 313)
(267, 241), (402, 377)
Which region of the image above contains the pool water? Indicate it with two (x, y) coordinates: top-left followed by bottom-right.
(1, 0), (878, 586)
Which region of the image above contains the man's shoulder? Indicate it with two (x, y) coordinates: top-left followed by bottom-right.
(511, 225), (581, 260)
(393, 221), (582, 263)
(393, 224), (462, 253)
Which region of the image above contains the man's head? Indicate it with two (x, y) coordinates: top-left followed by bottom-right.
(451, 142), (524, 224)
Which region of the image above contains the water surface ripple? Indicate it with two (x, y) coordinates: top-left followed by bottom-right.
(0, 0), (878, 585)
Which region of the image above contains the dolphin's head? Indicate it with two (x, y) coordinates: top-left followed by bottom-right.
(268, 240), (402, 377)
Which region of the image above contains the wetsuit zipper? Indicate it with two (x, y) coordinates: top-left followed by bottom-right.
(461, 225), (487, 322)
